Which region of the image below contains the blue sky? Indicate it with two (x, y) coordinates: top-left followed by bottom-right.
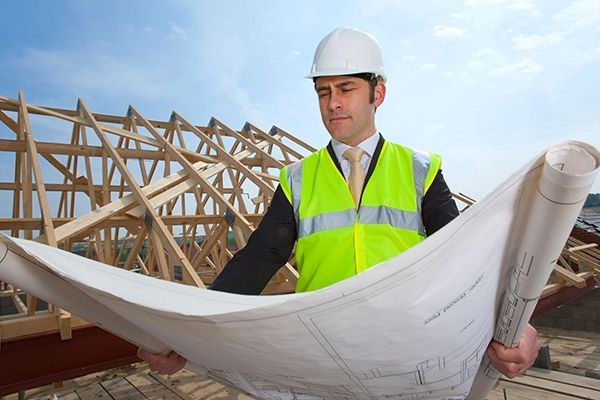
(1, 0), (599, 198)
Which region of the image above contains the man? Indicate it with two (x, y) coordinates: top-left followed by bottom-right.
(139, 27), (540, 380)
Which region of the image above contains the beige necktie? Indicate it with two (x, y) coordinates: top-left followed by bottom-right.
(343, 147), (366, 207)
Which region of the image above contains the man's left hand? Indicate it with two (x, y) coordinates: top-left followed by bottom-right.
(486, 323), (540, 378)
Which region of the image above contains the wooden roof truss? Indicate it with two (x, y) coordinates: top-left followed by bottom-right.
(0, 92), (317, 340)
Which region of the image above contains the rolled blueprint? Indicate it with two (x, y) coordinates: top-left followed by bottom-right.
(0, 141), (598, 400)
(0, 240), (168, 353)
(0, 240), (209, 375)
(467, 142), (600, 399)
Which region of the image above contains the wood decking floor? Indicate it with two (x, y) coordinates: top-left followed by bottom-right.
(2, 327), (599, 400)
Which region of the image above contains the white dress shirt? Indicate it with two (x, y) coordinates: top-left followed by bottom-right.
(331, 132), (380, 182)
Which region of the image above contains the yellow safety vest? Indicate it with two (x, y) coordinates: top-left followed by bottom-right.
(280, 140), (441, 292)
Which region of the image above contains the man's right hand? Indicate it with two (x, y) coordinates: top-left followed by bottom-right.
(137, 348), (187, 375)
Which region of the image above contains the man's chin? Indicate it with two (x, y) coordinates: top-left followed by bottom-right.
(327, 129), (350, 142)
(330, 134), (349, 143)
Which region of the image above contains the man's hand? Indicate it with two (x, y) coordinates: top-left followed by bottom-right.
(137, 348), (187, 375)
(486, 324), (540, 378)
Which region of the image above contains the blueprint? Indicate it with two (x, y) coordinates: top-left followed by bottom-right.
(0, 140), (598, 400)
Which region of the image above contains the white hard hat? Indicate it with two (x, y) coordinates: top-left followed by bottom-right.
(306, 27), (386, 82)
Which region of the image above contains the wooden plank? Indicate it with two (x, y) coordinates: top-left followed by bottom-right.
(0, 313), (89, 340)
(569, 244), (598, 252)
(10, 292), (27, 314)
(10, 119), (22, 238)
(100, 376), (145, 399)
(0, 110), (19, 133)
(541, 271), (595, 297)
(269, 125), (318, 153)
(19, 95), (33, 241)
(126, 372), (185, 399)
(59, 310), (72, 340)
(500, 372), (599, 399)
(190, 222), (227, 268)
(27, 389), (81, 400)
(57, 392), (81, 399)
(524, 368), (600, 391)
(149, 229), (172, 281)
(150, 370), (255, 400)
(553, 265), (587, 288)
(80, 124), (105, 264)
(490, 380), (585, 399)
(0, 138), (184, 160)
(0, 214), (261, 231)
(537, 327), (600, 377)
(75, 382), (111, 399)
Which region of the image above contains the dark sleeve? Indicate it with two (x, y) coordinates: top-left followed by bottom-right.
(209, 185), (297, 295)
(422, 170), (459, 236)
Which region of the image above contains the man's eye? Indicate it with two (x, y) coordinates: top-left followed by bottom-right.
(342, 88), (355, 93)
(318, 92), (329, 98)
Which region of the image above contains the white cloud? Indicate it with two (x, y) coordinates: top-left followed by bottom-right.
(464, 0), (538, 16)
(511, 32), (564, 50)
(434, 24), (467, 39)
(466, 48), (505, 69)
(170, 24), (189, 40)
(422, 63), (438, 71)
(402, 54), (417, 61)
(474, 48), (503, 59)
(505, 0), (537, 14)
(464, 0), (505, 5)
(466, 59), (485, 69)
(492, 57), (543, 77)
(465, 0), (534, 9)
(555, 0), (600, 29)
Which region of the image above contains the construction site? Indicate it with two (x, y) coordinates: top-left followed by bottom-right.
(0, 93), (598, 400)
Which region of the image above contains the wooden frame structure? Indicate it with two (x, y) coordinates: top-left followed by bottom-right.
(0, 91), (597, 350)
(0, 91), (315, 343)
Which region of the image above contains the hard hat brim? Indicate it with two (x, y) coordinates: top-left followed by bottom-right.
(305, 70), (387, 82)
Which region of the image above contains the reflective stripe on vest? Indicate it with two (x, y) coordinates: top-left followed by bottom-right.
(297, 206), (423, 238)
(298, 208), (357, 238)
(286, 161), (303, 227)
(412, 149), (430, 218)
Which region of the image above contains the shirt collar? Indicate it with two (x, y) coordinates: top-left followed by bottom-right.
(331, 131), (380, 162)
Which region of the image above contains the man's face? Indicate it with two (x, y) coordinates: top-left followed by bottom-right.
(315, 75), (385, 147)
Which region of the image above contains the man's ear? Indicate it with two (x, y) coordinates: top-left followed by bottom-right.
(374, 82), (386, 107)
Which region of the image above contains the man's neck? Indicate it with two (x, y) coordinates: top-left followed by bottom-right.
(342, 129), (378, 147)
(331, 131), (380, 161)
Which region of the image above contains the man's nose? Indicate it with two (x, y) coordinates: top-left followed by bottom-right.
(328, 92), (342, 111)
